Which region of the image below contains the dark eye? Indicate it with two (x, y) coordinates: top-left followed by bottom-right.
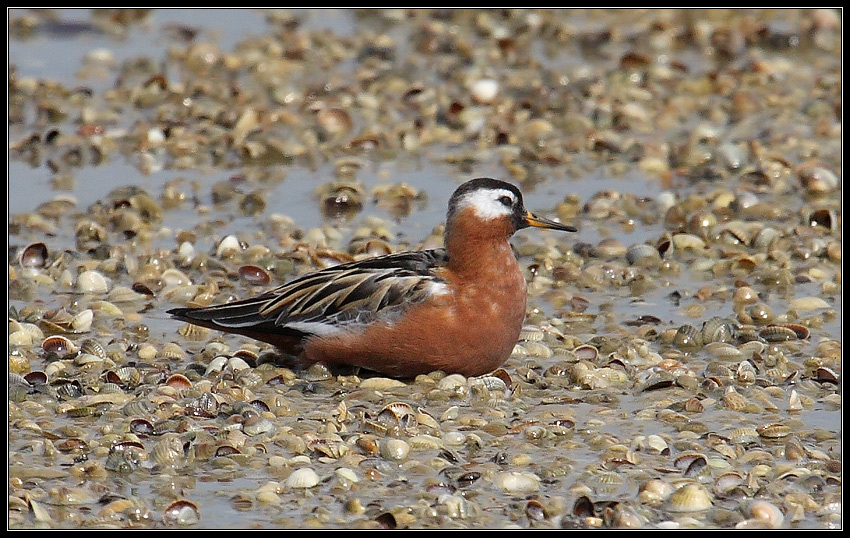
(498, 195), (513, 207)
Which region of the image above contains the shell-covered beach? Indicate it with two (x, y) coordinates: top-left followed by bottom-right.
(8, 9), (841, 528)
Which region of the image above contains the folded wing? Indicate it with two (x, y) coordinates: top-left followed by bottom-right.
(168, 249), (449, 339)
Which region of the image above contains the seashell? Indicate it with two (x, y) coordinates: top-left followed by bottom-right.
(722, 387), (750, 411)
(744, 303), (775, 325)
(625, 243), (661, 267)
(701, 316), (738, 344)
(470, 78), (499, 104)
(784, 436), (806, 461)
(671, 233), (707, 251)
(122, 399), (155, 417)
(789, 296), (830, 312)
(242, 415), (275, 437)
(379, 438), (410, 461)
(317, 107), (353, 136)
(737, 500), (784, 529)
(703, 342), (742, 359)
(573, 344), (599, 361)
(687, 210), (717, 236)
(656, 232), (674, 258)
(638, 478), (674, 504)
(732, 286), (759, 306)
(728, 427), (760, 445)
(778, 323), (809, 340)
(162, 499), (200, 526)
(414, 407), (440, 431)
(286, 467), (320, 489)
(76, 270), (109, 294)
(151, 435), (185, 467)
(107, 286), (148, 303)
(165, 373), (191, 390)
(114, 366), (141, 387)
(672, 324), (703, 351)
(380, 401), (415, 421)
(683, 397), (705, 413)
(634, 434), (669, 455)
(216, 235), (243, 258)
(171, 240), (196, 267)
(751, 226), (781, 250)
(238, 265), (271, 285)
(666, 482), (712, 512)
(408, 434), (443, 450)
(591, 238), (627, 259)
(436, 373), (468, 393)
(758, 325), (798, 342)
(736, 361), (757, 384)
(11, 372), (37, 391)
(359, 376), (409, 391)
(70, 309), (93, 332)
(712, 469), (745, 493)
(588, 470), (625, 494)
(737, 340), (766, 357)
(518, 325), (544, 342)
(717, 142), (746, 170)
(74, 352), (104, 369)
(42, 335), (77, 357)
(808, 207), (838, 231)
(160, 342), (188, 360)
(715, 222), (754, 246)
(797, 162), (839, 194)
(48, 381), (75, 400)
(105, 447), (142, 473)
(470, 375), (509, 396)
(496, 471), (540, 494)
(814, 367), (838, 384)
(757, 423), (791, 439)
(19, 242), (49, 268)
(79, 338), (106, 358)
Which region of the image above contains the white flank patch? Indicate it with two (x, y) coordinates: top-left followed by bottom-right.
(286, 321), (345, 337)
(458, 188), (515, 220)
(427, 280), (450, 297)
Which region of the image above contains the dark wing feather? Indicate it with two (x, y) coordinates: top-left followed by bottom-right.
(168, 249), (449, 337)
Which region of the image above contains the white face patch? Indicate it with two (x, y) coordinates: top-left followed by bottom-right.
(457, 188), (516, 220)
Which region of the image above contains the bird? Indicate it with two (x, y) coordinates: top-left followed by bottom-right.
(167, 177), (576, 378)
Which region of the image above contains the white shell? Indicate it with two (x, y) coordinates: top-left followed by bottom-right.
(76, 270), (109, 293)
(496, 471), (540, 494)
(470, 78), (499, 104)
(286, 467), (320, 489)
